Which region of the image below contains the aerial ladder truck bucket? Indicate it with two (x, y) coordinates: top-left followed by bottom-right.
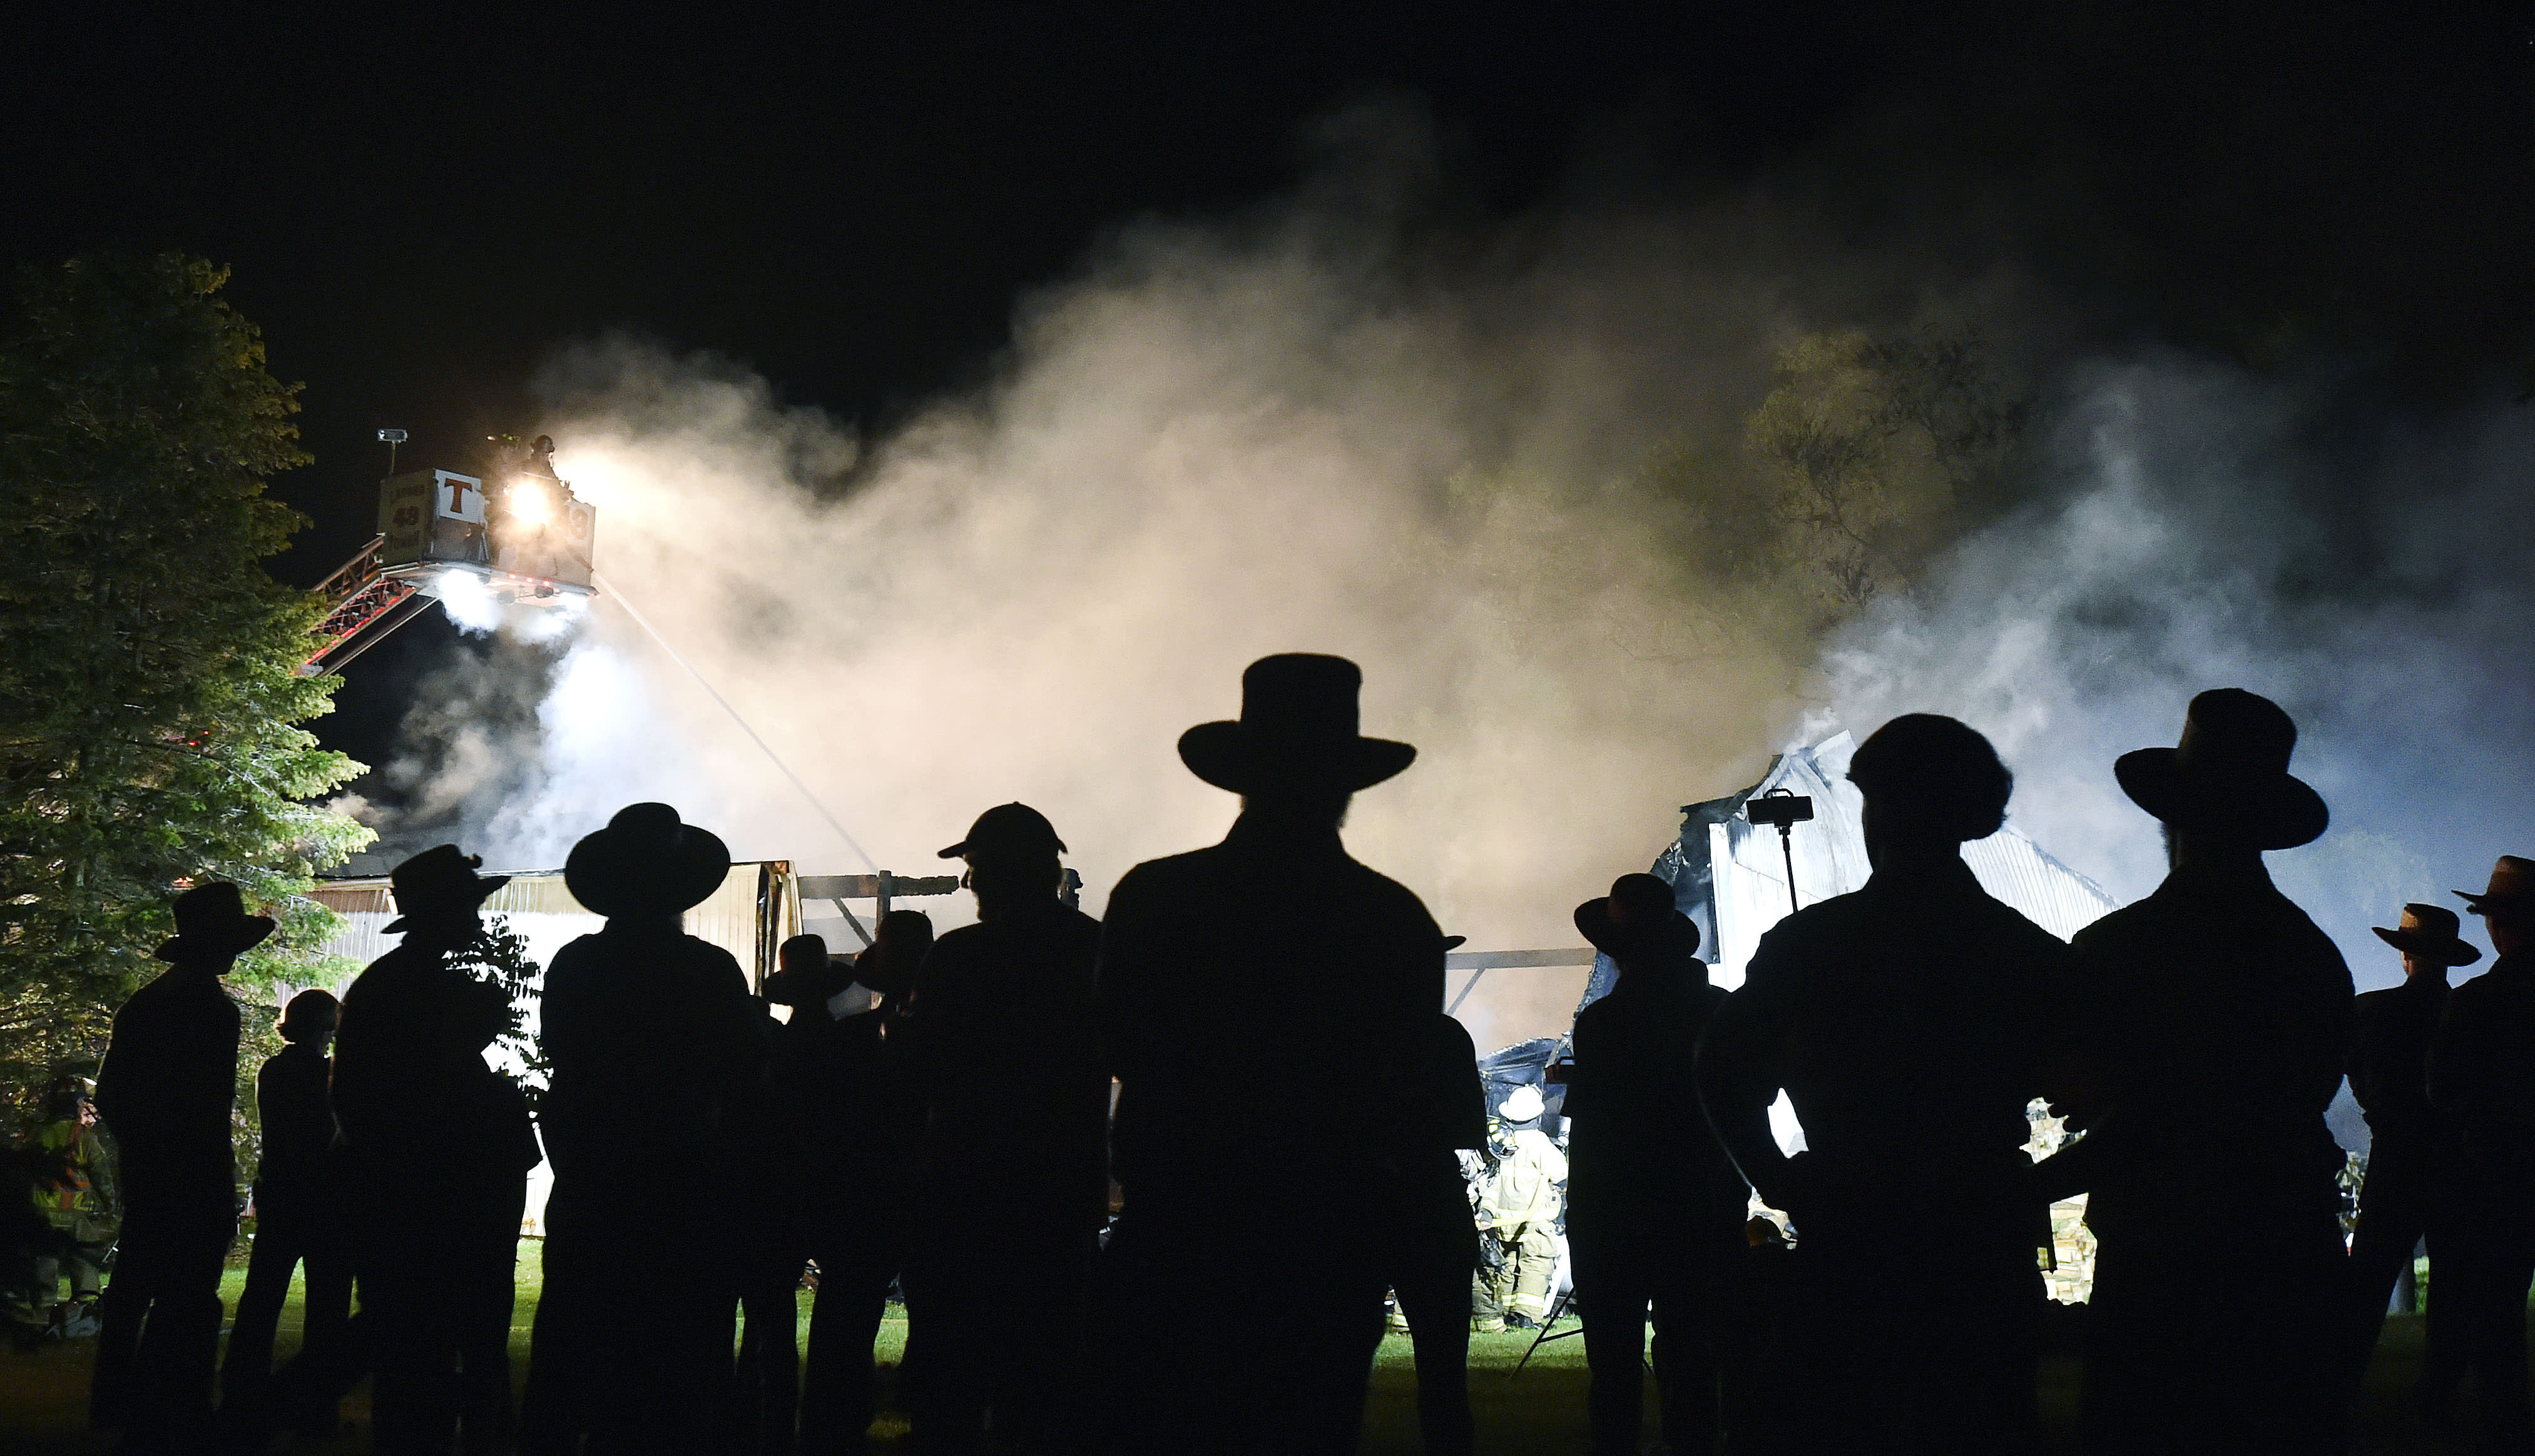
(299, 435), (599, 676)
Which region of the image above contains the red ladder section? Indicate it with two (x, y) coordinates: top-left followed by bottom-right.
(298, 535), (432, 677)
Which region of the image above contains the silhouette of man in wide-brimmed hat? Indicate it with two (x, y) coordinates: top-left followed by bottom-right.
(1695, 715), (2071, 1455)
(2430, 855), (2535, 1447)
(1564, 874), (1745, 1456)
(91, 881), (267, 1443)
(334, 843), (541, 1455)
(2045, 689), (2352, 1454)
(898, 802), (1106, 1453)
(522, 806), (765, 1456)
(1093, 654), (1444, 1454)
(2344, 903), (2481, 1407)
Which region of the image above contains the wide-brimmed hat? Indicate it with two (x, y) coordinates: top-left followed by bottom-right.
(564, 803), (731, 918)
(2372, 904), (2482, 967)
(939, 802), (1066, 862)
(852, 910), (935, 1000)
(384, 844), (511, 931)
(155, 882), (275, 963)
(1499, 1085), (1544, 1123)
(1178, 654), (1416, 796)
(765, 934), (850, 1008)
(2113, 689), (2328, 850)
(1574, 873), (1701, 960)
(2459, 856), (2535, 920)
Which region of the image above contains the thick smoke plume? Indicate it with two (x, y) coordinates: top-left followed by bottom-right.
(1830, 360), (2535, 990)
(356, 118), (2535, 1042)
(516, 305), (1797, 1047)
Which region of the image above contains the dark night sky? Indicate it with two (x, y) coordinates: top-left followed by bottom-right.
(9, 2), (2532, 775)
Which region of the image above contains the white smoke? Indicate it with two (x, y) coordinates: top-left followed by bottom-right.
(422, 185), (1849, 1048)
(362, 126), (2535, 1043)
(1829, 357), (2535, 988)
(436, 570), (588, 643)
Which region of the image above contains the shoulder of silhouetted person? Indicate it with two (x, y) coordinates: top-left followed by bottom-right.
(907, 905), (1091, 1041)
(540, 927), (758, 1072)
(1397, 1014), (1486, 1153)
(1737, 891), (1872, 992)
(931, 898), (1101, 961)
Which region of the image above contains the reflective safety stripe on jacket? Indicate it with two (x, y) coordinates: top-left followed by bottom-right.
(1478, 1128), (1566, 1229)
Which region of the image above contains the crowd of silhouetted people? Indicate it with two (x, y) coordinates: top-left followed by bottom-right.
(27, 654), (2535, 1454)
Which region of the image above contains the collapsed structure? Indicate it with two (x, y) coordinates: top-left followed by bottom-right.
(1493, 730), (2120, 1302)
(1654, 730), (2120, 987)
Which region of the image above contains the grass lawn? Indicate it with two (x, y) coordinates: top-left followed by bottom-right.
(0, 1244), (2499, 1453)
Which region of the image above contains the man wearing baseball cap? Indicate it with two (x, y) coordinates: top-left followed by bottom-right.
(899, 802), (1105, 1453)
(2430, 855), (2535, 1447)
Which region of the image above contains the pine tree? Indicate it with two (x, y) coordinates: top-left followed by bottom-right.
(0, 252), (372, 1111)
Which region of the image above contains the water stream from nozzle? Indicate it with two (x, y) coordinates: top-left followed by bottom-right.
(593, 570), (880, 873)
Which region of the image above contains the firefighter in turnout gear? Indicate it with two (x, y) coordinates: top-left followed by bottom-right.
(1479, 1084), (1566, 1329)
(21, 1076), (116, 1338)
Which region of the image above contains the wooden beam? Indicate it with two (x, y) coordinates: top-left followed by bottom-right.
(1444, 947), (1596, 970)
(797, 873), (962, 900)
(1441, 947), (1599, 1016)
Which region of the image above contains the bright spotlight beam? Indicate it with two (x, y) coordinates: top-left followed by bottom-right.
(508, 483), (552, 526)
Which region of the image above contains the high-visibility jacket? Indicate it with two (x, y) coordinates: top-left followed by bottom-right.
(1478, 1128), (1566, 1231)
(34, 1118), (117, 1239)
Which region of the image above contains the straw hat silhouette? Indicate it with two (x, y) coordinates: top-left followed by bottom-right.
(2114, 689), (2328, 850)
(2458, 855), (2535, 920)
(764, 934), (847, 1009)
(852, 910), (934, 1000)
(1178, 654), (1415, 795)
(2371, 904), (2481, 967)
(564, 803), (731, 917)
(155, 882), (275, 963)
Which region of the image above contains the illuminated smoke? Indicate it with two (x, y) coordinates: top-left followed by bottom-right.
(434, 567), (589, 643)
(1829, 359), (2535, 987)
(355, 115), (2535, 1042)
(390, 143), (1840, 1047)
